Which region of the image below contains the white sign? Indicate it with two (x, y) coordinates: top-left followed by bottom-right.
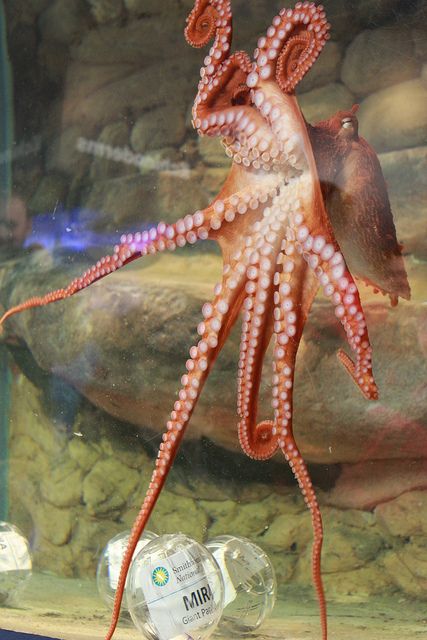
(0, 531), (31, 572)
(139, 544), (219, 639)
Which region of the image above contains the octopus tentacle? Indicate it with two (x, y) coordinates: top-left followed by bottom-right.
(236, 185), (294, 460)
(185, 0), (232, 57)
(186, 1), (253, 139)
(206, 180), (279, 237)
(236, 233), (282, 459)
(288, 208), (378, 400)
(271, 246), (327, 640)
(0, 214), (203, 324)
(105, 261), (247, 640)
(249, 2), (330, 91)
(193, 57), (256, 139)
(0, 185), (275, 326)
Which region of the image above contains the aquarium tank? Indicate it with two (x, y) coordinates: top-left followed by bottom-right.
(0, 0), (426, 639)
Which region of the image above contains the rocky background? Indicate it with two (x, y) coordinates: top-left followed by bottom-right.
(0, 0), (426, 603)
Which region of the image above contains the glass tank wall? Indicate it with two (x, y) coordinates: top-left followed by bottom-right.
(0, 0), (426, 639)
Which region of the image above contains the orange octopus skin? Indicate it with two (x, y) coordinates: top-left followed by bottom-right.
(0, 3), (410, 640)
(308, 105), (411, 306)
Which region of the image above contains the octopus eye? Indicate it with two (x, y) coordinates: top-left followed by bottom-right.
(341, 117), (353, 129)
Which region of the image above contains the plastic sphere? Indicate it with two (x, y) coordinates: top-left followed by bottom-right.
(127, 533), (225, 640)
(96, 529), (158, 611)
(0, 521), (32, 605)
(206, 535), (276, 634)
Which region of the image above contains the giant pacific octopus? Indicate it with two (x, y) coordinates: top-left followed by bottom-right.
(1, 2), (410, 639)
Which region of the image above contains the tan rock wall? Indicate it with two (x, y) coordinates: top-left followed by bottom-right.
(8, 373), (427, 600)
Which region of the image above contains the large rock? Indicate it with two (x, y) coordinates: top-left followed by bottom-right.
(86, 168), (208, 228)
(341, 27), (420, 96)
(7, 364), (427, 597)
(358, 78), (427, 152)
(298, 41), (342, 94)
(131, 104), (187, 153)
(379, 146), (427, 260)
(299, 83), (355, 124)
(328, 460), (427, 510)
(87, 0), (124, 24)
(62, 60), (195, 134)
(375, 490), (427, 538)
(89, 121), (136, 182)
(1, 250), (425, 467)
(71, 16), (185, 66)
(38, 0), (90, 45)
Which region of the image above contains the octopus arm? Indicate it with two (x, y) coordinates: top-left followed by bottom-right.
(0, 181), (274, 327)
(273, 253), (326, 638)
(288, 173), (379, 401)
(104, 255), (247, 640)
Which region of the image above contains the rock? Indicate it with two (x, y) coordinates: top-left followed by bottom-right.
(354, 0), (405, 27)
(382, 544), (427, 597)
(9, 375), (63, 458)
(328, 460), (427, 510)
(62, 60), (196, 134)
(266, 550), (297, 584)
(89, 121), (136, 182)
(34, 503), (72, 546)
(341, 28), (420, 96)
(38, 40), (69, 84)
(72, 18), (186, 67)
(46, 126), (92, 176)
(41, 459), (84, 508)
(299, 83), (355, 124)
(413, 28), (427, 61)
(148, 491), (209, 541)
(137, 148), (185, 176)
(6, 0), (52, 29)
(210, 499), (274, 539)
(86, 168), (207, 228)
(6, 360), (427, 597)
(1, 250), (426, 468)
(29, 173), (69, 213)
(87, 0), (123, 23)
(358, 78), (427, 152)
(38, 0), (90, 45)
(68, 438), (101, 472)
(201, 168), (229, 201)
(131, 105), (187, 152)
(379, 146), (427, 260)
(262, 511), (312, 552)
(197, 138), (231, 168)
(324, 564), (393, 599)
(321, 510), (383, 573)
(375, 490), (427, 538)
(82, 458), (139, 515)
(298, 42), (342, 94)
(70, 517), (124, 576)
(33, 539), (75, 577)
(124, 0), (177, 17)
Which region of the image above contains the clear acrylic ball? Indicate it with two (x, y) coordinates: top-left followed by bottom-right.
(0, 521), (32, 605)
(96, 529), (158, 612)
(205, 535), (276, 634)
(127, 533), (225, 640)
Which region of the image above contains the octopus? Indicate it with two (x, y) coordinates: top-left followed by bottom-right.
(1, 2), (410, 639)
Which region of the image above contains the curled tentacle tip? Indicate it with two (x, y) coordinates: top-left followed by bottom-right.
(185, 0), (220, 48)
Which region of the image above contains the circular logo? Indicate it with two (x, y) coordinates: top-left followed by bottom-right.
(152, 566), (169, 587)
